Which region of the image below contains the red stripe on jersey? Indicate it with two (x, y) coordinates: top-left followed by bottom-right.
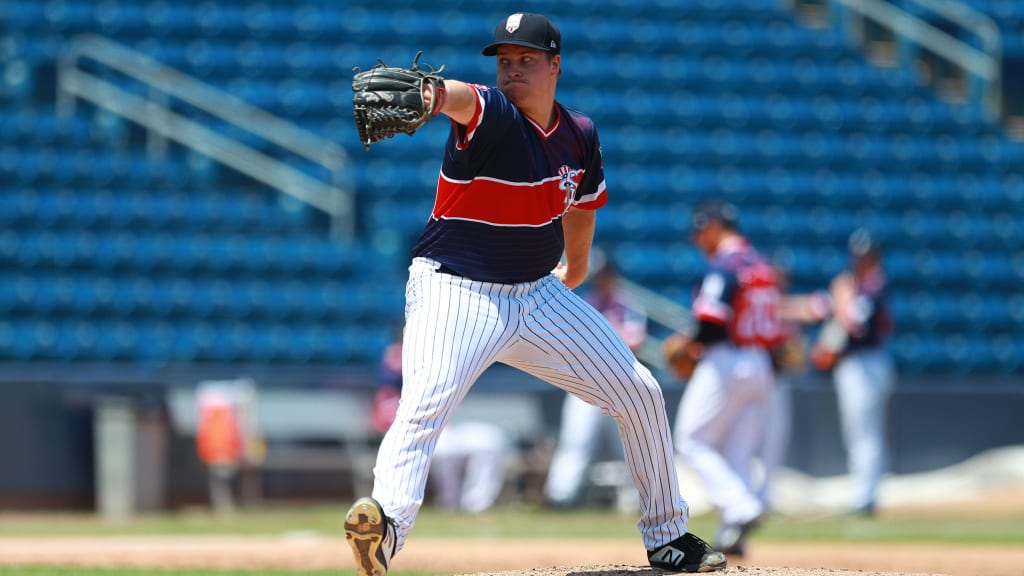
(433, 173), (587, 226)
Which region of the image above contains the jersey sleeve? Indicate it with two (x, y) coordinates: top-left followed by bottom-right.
(571, 121), (607, 210)
(692, 266), (738, 325)
(448, 85), (512, 154)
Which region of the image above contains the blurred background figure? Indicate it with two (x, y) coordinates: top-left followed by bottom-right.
(371, 330), (509, 513)
(756, 264), (807, 513)
(781, 228), (895, 517)
(543, 255), (645, 512)
(196, 387), (242, 516)
(666, 199), (785, 557)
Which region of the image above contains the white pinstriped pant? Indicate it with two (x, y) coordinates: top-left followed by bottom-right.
(372, 257), (691, 553)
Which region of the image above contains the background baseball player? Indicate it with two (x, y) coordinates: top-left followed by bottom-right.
(781, 228), (895, 516)
(663, 199), (785, 557)
(756, 265), (807, 512)
(344, 12), (726, 576)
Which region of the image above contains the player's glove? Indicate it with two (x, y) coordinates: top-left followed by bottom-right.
(771, 330), (808, 375)
(811, 318), (848, 371)
(351, 51), (446, 150)
(661, 333), (703, 381)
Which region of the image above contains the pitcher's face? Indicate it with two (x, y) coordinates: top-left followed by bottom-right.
(496, 46), (558, 107)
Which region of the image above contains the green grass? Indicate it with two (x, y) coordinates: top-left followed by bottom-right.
(0, 504), (1020, 576)
(411, 506), (1024, 545)
(0, 506), (710, 541)
(756, 513), (1024, 544)
(0, 507), (346, 538)
(1, 504), (1021, 544)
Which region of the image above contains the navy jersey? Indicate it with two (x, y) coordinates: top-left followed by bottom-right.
(845, 268), (892, 351)
(411, 84), (607, 283)
(692, 237), (785, 348)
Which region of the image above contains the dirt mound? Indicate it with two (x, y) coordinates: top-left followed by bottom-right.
(455, 567), (945, 576)
(7, 537), (1020, 575)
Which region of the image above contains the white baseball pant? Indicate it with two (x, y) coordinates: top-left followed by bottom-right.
(835, 348), (894, 510)
(372, 257), (691, 553)
(675, 343), (773, 525)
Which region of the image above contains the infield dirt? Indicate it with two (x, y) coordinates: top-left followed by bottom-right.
(0, 535), (1021, 576)
(1, 452), (1022, 576)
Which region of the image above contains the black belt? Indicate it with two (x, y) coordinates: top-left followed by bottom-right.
(436, 264), (464, 277)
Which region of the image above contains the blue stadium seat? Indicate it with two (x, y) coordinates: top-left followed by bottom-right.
(613, 242), (668, 280)
(2, 0), (1022, 375)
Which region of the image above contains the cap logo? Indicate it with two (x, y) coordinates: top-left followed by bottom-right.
(505, 13), (523, 33)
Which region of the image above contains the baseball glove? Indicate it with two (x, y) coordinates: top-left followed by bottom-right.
(811, 319), (848, 371)
(351, 51), (446, 150)
(661, 333), (702, 381)
(771, 330), (808, 375)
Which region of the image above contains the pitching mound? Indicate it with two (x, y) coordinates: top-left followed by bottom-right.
(455, 567), (944, 576)
(7, 537), (1023, 575)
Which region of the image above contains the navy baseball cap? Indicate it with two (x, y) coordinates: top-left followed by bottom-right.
(691, 199), (739, 232)
(482, 13), (561, 56)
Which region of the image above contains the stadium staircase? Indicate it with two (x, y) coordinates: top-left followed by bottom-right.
(1, 0), (1023, 380)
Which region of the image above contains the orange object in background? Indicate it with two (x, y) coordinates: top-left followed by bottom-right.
(196, 396), (243, 466)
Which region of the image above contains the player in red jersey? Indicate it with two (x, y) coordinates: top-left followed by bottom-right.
(666, 199), (785, 558)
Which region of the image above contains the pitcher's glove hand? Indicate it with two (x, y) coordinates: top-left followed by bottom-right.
(352, 51), (446, 150)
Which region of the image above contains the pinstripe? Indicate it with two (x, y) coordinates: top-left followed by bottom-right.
(505, 276), (688, 547)
(373, 258), (689, 553)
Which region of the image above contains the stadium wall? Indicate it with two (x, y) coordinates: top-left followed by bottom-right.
(0, 369), (1022, 510)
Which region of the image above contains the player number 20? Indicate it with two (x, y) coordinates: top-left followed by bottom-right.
(735, 287), (780, 341)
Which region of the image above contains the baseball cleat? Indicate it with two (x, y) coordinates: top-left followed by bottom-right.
(345, 497), (396, 576)
(648, 532), (727, 573)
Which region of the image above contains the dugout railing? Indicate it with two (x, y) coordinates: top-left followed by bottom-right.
(55, 34), (357, 242)
(787, 0), (1003, 121)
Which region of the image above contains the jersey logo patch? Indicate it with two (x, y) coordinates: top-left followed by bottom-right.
(558, 165), (580, 209)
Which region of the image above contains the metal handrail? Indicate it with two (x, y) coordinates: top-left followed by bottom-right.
(903, 0), (1001, 57)
(584, 247), (695, 370)
(618, 277), (695, 371)
(619, 277), (696, 336)
(56, 34), (355, 241)
(827, 0), (1002, 119)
